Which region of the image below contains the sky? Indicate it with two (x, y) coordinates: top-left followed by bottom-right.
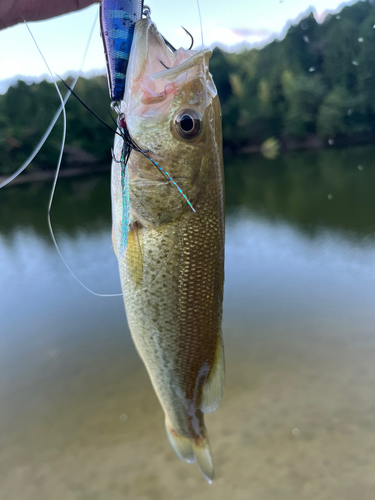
(0, 0), (357, 93)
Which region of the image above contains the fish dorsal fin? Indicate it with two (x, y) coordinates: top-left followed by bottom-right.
(201, 338), (225, 413)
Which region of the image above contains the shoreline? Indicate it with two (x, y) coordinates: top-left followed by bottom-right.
(0, 163), (111, 187)
(238, 132), (375, 155)
(2, 136), (375, 187)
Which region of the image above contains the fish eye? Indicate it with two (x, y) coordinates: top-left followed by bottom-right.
(174, 109), (202, 139)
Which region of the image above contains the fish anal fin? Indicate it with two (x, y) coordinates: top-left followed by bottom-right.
(165, 420), (195, 464)
(165, 419), (214, 484)
(201, 338), (225, 413)
(126, 222), (143, 286)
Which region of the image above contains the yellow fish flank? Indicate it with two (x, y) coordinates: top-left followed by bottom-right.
(111, 18), (225, 483)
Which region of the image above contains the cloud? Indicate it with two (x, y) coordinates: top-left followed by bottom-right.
(230, 27), (271, 38)
(205, 25), (272, 50)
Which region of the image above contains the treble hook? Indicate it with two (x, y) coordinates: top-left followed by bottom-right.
(160, 27), (194, 62)
(159, 60), (170, 69)
(159, 26), (194, 69)
(111, 148), (121, 163)
(162, 36), (177, 53)
(181, 27), (194, 50)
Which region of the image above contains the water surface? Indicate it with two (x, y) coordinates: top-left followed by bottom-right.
(2, 147), (375, 499)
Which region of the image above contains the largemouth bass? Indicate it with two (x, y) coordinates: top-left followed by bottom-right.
(111, 17), (225, 483)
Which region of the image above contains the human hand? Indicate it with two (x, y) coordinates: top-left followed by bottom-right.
(0, 0), (99, 30)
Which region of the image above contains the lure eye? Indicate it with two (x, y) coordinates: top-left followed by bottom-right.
(174, 109), (202, 139)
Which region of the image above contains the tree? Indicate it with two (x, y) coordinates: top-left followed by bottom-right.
(283, 74), (326, 138)
(317, 86), (354, 136)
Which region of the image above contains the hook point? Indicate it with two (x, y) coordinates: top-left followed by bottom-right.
(181, 26), (194, 50)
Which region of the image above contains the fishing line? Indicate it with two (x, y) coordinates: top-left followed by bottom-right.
(0, 11), (97, 189)
(60, 82), (196, 214)
(19, 7), (197, 299)
(24, 14), (124, 298)
(196, 0), (204, 48)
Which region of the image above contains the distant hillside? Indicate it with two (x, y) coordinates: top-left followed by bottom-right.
(212, 0), (375, 151)
(0, 76), (114, 176)
(1, 0), (375, 175)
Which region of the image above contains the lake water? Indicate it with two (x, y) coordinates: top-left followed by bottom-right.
(2, 147), (375, 499)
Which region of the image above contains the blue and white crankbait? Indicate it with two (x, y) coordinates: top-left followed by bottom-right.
(100, 0), (144, 104)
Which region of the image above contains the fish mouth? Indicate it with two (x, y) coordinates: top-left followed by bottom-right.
(124, 18), (209, 106)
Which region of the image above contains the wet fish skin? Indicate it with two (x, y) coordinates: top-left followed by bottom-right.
(111, 19), (225, 482)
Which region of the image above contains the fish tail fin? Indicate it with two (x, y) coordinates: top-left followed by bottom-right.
(165, 420), (214, 484)
(192, 440), (214, 484)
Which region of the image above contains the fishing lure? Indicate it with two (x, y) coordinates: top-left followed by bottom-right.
(100, 0), (144, 104)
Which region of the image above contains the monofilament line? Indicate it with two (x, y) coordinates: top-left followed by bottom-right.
(196, 0), (204, 48)
(24, 15), (124, 298)
(0, 12), (97, 189)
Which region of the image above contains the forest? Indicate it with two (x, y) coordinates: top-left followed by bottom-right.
(1, 0), (375, 175)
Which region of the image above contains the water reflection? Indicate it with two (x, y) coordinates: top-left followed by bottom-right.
(226, 145), (375, 240)
(2, 149), (375, 499)
(0, 175), (112, 240)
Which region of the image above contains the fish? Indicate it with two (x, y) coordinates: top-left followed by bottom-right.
(111, 17), (225, 483)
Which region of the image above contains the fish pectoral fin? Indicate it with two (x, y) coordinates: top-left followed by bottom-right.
(126, 222), (143, 287)
(201, 338), (225, 413)
(165, 419), (214, 484)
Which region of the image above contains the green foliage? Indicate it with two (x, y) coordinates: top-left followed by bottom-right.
(211, 0), (375, 148)
(317, 87), (354, 136)
(357, 9), (375, 112)
(283, 74), (326, 137)
(0, 76), (115, 175)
